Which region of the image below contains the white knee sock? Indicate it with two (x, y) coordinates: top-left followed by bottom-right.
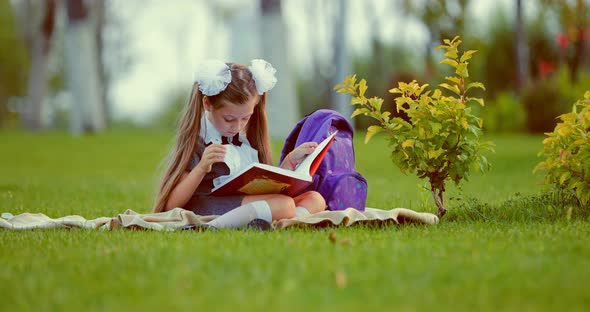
(295, 206), (311, 217)
(207, 200), (272, 229)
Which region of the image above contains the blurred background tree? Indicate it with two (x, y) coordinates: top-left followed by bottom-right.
(0, 0), (30, 128)
(401, 0), (469, 80)
(1, 0), (589, 136)
(12, 0), (57, 130)
(3, 0), (131, 133)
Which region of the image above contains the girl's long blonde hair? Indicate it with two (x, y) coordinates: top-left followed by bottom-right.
(152, 63), (272, 212)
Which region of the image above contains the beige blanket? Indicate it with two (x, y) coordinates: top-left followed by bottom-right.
(0, 207), (438, 231)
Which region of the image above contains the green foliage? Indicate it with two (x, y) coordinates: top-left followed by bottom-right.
(522, 67), (590, 133)
(481, 91), (527, 133)
(521, 78), (566, 133)
(534, 91), (590, 206)
(0, 2), (30, 126)
(335, 36), (494, 217)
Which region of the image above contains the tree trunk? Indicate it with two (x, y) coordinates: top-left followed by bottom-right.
(259, 0), (298, 139)
(65, 0), (105, 135)
(94, 0), (109, 127)
(331, 0), (352, 121)
(431, 186), (446, 218)
(23, 0), (56, 130)
(26, 33), (50, 130)
(514, 0), (528, 95)
(568, 0), (587, 83)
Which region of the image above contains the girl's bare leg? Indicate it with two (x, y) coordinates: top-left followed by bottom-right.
(293, 191), (326, 214)
(242, 194), (296, 220)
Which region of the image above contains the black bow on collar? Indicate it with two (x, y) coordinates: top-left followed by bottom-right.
(221, 133), (242, 146)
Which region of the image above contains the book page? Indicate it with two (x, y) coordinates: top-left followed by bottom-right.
(295, 131), (338, 175)
(249, 163), (310, 180)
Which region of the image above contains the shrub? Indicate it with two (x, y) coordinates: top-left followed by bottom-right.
(534, 91), (590, 206)
(335, 36), (494, 218)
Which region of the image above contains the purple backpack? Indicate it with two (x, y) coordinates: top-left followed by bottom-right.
(280, 109), (368, 211)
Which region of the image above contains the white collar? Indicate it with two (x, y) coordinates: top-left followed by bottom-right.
(201, 112), (248, 145)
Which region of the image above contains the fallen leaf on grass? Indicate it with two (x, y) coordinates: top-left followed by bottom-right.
(328, 231), (352, 245)
(340, 238), (352, 245)
(328, 231), (337, 244)
(335, 271), (347, 289)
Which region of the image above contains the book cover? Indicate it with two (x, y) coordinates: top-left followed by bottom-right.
(210, 131), (338, 197)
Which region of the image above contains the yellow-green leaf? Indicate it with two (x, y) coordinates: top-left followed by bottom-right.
(460, 118), (468, 129)
(460, 50), (477, 62)
(402, 139), (415, 149)
(432, 89), (442, 99)
(559, 172), (571, 185)
(428, 149), (445, 159)
(440, 83), (461, 95)
(417, 83), (430, 96)
(467, 97), (485, 106)
(456, 63), (469, 78)
(444, 49), (458, 59)
(368, 97), (383, 112)
(389, 87), (403, 94)
(365, 125), (383, 143)
(466, 82), (485, 91)
(359, 79), (368, 97)
(445, 76), (461, 85)
(351, 108), (368, 118)
(333, 80), (349, 91)
(556, 125), (573, 137)
(350, 97), (363, 106)
(573, 138), (587, 146)
(440, 59), (459, 68)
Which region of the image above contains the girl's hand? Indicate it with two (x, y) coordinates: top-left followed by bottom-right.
(196, 144), (226, 174)
(287, 142), (318, 169)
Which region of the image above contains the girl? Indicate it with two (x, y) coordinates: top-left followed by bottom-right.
(153, 59), (326, 229)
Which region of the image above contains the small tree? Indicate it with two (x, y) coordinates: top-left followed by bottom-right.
(534, 91), (590, 206)
(335, 36), (494, 218)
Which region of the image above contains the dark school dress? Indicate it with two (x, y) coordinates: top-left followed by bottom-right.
(184, 137), (246, 216)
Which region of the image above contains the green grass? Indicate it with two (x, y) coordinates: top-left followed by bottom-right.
(1, 129), (589, 311)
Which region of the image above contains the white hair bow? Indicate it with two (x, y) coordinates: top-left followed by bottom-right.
(193, 59), (277, 96)
(248, 59), (277, 95)
(193, 60), (232, 96)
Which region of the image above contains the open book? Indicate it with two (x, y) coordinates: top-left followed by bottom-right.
(210, 131), (338, 197)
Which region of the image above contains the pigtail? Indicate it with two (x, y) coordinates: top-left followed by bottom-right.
(247, 93), (272, 165)
(153, 85), (204, 212)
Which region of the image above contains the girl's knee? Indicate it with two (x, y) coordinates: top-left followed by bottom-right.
(296, 191), (326, 211)
(267, 195), (296, 220)
(306, 191), (326, 213)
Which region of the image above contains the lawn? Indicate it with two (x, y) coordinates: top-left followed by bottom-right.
(1, 129), (588, 311)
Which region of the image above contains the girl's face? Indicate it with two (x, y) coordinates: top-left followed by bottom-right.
(204, 96), (259, 138)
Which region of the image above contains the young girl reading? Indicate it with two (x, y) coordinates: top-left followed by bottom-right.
(153, 59), (326, 229)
